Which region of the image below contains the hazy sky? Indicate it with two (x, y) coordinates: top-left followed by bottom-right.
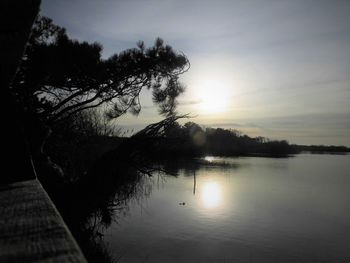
(41, 0), (350, 146)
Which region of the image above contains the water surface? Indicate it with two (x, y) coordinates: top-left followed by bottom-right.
(104, 154), (350, 263)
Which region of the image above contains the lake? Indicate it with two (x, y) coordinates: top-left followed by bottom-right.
(103, 154), (350, 263)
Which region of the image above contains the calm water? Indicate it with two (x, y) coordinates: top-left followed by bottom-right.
(104, 154), (350, 263)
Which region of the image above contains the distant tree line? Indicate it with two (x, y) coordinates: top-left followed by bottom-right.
(141, 122), (349, 158)
(141, 121), (299, 158)
(293, 144), (350, 154)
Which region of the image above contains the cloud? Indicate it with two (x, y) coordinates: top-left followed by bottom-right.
(178, 100), (201, 106)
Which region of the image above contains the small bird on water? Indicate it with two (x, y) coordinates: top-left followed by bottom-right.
(179, 202), (186, 205)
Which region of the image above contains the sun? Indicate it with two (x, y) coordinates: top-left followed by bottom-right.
(201, 182), (222, 208)
(196, 79), (232, 114)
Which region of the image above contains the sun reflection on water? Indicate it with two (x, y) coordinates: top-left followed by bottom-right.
(204, 156), (215, 162)
(201, 182), (222, 208)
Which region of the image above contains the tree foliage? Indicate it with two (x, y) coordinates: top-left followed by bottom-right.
(12, 16), (189, 126)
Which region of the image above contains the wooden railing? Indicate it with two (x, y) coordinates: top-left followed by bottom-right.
(0, 179), (87, 262)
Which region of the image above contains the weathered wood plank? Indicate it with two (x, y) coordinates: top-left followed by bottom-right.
(0, 179), (87, 262)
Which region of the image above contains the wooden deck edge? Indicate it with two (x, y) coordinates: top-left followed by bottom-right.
(0, 179), (87, 262)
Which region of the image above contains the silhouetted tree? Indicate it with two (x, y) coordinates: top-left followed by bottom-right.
(12, 16), (189, 125)
(10, 16), (189, 183)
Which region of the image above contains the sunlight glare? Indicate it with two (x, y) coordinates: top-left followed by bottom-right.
(204, 156), (215, 162)
(201, 182), (222, 208)
(197, 78), (232, 114)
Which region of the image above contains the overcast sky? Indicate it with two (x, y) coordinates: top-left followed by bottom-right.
(41, 0), (350, 146)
